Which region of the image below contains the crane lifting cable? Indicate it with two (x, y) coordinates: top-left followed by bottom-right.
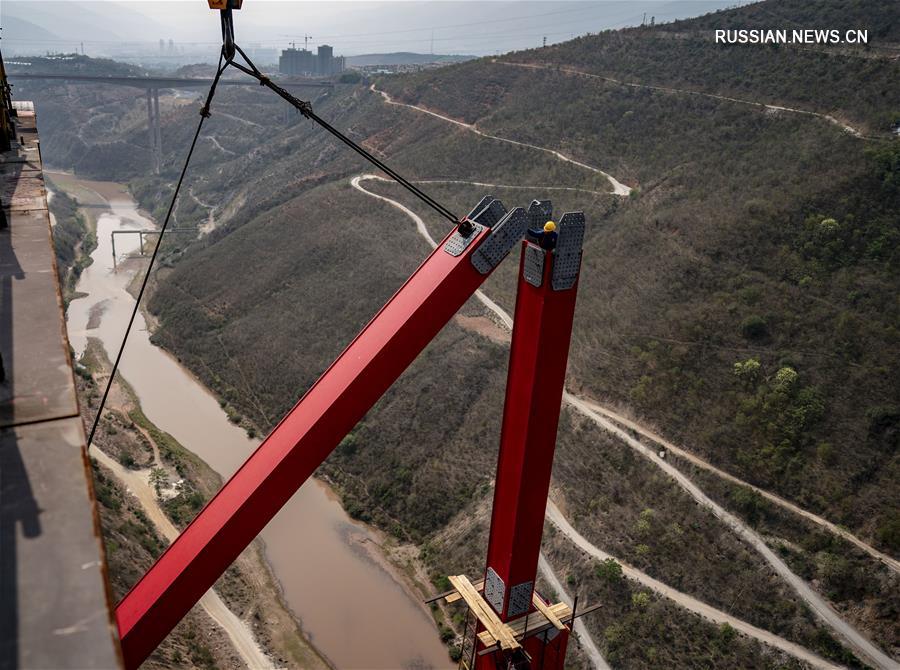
(86, 53), (227, 447)
(216, 0), (463, 227)
(88, 0), (468, 448)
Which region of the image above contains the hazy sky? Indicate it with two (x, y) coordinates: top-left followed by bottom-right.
(3, 1), (746, 57)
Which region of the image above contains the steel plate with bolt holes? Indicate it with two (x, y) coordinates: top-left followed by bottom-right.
(471, 207), (529, 274)
(485, 567), (506, 615)
(470, 197), (508, 228)
(467, 195), (495, 219)
(507, 581), (534, 617)
(523, 243), (545, 287)
(443, 222), (485, 256)
(551, 211), (585, 291)
(527, 199), (553, 228)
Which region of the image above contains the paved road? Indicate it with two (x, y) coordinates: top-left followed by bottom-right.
(563, 394), (897, 670)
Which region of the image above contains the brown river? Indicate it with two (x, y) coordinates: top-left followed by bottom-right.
(56, 173), (451, 670)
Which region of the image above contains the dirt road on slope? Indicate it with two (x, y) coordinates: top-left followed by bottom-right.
(581, 400), (900, 575)
(545, 503), (842, 670)
(90, 446), (276, 670)
(349, 174), (897, 670)
(354, 170), (897, 578)
(496, 61), (864, 138)
(538, 553), (611, 670)
(369, 85), (632, 196)
(563, 394), (897, 670)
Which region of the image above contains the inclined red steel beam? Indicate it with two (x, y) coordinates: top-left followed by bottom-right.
(116, 222), (500, 668)
(482, 239), (580, 624)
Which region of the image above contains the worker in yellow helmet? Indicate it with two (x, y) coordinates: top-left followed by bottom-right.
(527, 220), (558, 250)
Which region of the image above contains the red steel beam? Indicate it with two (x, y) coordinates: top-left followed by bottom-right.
(116, 215), (516, 668)
(477, 219), (582, 669)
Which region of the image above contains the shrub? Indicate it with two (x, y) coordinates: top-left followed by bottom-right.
(632, 591), (651, 608)
(819, 217), (839, 233)
(733, 358), (761, 382)
(719, 623), (737, 647)
(772, 366), (798, 392)
(595, 558), (623, 582)
(740, 315), (768, 340)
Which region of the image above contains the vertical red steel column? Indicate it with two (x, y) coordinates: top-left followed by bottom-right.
(116, 198), (528, 669)
(477, 210), (584, 669)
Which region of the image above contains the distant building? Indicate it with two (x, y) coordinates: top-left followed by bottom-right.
(279, 48), (313, 75)
(279, 44), (343, 76)
(316, 45), (333, 75)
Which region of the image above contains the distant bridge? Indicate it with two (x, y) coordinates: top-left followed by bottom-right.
(8, 73), (333, 173)
(7, 72), (333, 90)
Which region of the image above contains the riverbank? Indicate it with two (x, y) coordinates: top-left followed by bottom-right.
(56, 172), (452, 669)
(79, 339), (327, 668)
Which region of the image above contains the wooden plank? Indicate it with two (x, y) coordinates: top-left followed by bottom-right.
(449, 575), (520, 651)
(532, 593), (566, 630)
(449, 576), (509, 648)
(445, 578), (485, 604)
(477, 603), (572, 648)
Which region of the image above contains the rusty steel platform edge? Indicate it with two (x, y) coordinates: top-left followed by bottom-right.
(1, 104), (122, 668)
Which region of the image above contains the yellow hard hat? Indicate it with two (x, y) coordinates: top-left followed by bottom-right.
(544, 220), (556, 233)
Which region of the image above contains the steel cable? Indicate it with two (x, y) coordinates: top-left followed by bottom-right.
(86, 54), (228, 447)
(228, 44), (463, 227)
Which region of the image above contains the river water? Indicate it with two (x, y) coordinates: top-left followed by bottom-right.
(58, 174), (451, 670)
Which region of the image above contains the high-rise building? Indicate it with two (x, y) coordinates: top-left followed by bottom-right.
(316, 44), (334, 75)
(279, 44), (342, 76)
(279, 48), (315, 75)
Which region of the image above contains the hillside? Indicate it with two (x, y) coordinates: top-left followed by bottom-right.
(347, 53), (475, 67)
(25, 0), (900, 667)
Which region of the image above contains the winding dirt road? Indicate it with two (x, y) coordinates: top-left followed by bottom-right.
(349, 174), (897, 669)
(545, 503), (842, 670)
(397, 157), (898, 577)
(538, 552), (611, 670)
(203, 134), (237, 156)
(496, 61), (864, 138)
(89, 446), (275, 670)
(563, 395), (896, 670)
(580, 400), (900, 575)
(369, 85), (632, 196)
